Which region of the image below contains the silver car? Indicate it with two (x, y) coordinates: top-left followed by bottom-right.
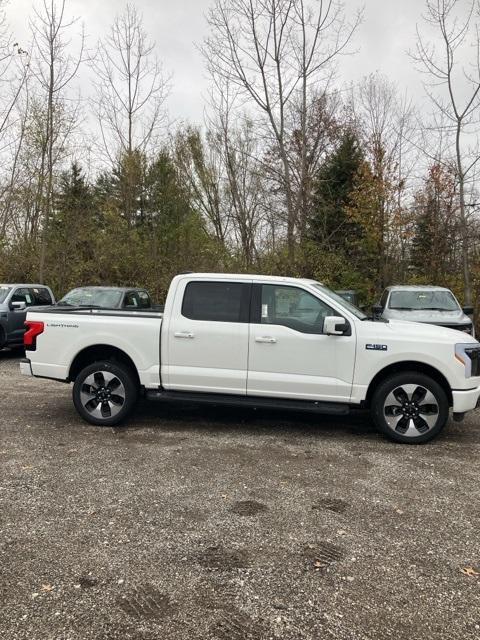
(374, 285), (475, 337)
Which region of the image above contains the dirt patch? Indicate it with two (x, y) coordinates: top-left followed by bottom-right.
(312, 497), (348, 514)
(303, 541), (345, 569)
(230, 500), (268, 516)
(210, 609), (273, 640)
(117, 584), (177, 620)
(196, 545), (251, 570)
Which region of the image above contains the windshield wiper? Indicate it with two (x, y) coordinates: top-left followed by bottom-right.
(389, 307), (414, 310)
(422, 307), (452, 311)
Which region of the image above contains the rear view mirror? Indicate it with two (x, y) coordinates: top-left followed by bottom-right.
(462, 306), (474, 315)
(372, 304), (383, 317)
(11, 301), (26, 311)
(324, 316), (349, 336)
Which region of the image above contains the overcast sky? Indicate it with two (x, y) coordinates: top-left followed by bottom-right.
(5, 0), (429, 124)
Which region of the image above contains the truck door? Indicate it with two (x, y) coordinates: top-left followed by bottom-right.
(8, 287), (54, 344)
(164, 279), (251, 395)
(247, 283), (356, 402)
(7, 287), (31, 343)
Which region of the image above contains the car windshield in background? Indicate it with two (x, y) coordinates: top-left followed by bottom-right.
(59, 288), (123, 308)
(0, 286), (11, 303)
(313, 283), (367, 320)
(388, 290), (460, 312)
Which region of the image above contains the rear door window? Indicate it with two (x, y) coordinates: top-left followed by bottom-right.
(137, 291), (151, 308)
(30, 287), (53, 305)
(124, 291), (140, 308)
(182, 281), (250, 322)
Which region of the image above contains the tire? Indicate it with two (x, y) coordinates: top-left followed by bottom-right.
(371, 372), (449, 444)
(73, 360), (138, 426)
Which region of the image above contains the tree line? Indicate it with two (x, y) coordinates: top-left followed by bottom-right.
(0, 0), (479, 312)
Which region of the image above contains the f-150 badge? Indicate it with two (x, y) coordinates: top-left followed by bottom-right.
(366, 344), (388, 351)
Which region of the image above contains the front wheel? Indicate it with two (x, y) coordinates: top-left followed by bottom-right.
(73, 361), (138, 426)
(371, 372), (449, 444)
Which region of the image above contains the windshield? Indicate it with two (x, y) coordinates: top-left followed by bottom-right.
(59, 288), (123, 308)
(388, 290), (460, 312)
(0, 286), (11, 303)
(313, 283), (367, 320)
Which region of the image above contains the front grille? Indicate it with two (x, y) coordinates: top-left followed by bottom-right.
(438, 323), (473, 334)
(465, 347), (480, 377)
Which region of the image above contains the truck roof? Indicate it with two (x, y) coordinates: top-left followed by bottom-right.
(176, 273), (322, 286)
(386, 285), (451, 292)
(68, 285), (144, 290)
(0, 283), (51, 288)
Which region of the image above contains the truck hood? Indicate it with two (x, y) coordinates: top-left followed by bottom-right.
(384, 308), (470, 325)
(361, 318), (478, 346)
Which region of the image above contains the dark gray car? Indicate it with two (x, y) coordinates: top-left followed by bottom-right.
(56, 286), (160, 310)
(0, 284), (56, 349)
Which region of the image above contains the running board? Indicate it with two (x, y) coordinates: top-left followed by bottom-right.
(145, 389), (350, 416)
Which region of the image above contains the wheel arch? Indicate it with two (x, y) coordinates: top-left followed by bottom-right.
(364, 361), (453, 408)
(68, 344), (141, 388)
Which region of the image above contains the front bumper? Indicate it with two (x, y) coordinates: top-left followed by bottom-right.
(19, 358), (33, 377)
(452, 386), (480, 413)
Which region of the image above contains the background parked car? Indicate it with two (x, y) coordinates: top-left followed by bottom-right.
(56, 286), (162, 311)
(373, 285), (474, 336)
(0, 284), (56, 349)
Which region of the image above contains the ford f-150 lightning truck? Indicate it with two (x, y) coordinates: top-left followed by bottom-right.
(20, 273), (480, 443)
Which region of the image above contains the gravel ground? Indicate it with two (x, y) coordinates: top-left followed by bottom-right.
(1, 350), (480, 640)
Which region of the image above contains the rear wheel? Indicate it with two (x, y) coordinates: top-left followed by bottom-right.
(371, 372), (449, 444)
(73, 361), (138, 426)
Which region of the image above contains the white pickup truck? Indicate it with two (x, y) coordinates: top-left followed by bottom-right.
(20, 273), (480, 443)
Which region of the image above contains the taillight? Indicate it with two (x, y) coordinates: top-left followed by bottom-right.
(24, 320), (44, 350)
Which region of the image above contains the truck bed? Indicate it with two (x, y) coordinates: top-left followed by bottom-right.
(26, 307), (163, 387)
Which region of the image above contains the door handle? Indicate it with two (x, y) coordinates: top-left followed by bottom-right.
(174, 331), (195, 339)
(255, 336), (277, 343)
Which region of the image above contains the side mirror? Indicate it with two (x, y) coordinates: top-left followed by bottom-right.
(11, 301), (26, 311)
(462, 305), (474, 315)
(372, 304), (383, 317)
(324, 315), (349, 336)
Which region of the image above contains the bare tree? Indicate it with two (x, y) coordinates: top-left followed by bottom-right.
(29, 0), (85, 281)
(412, 0), (480, 304)
(203, 0), (361, 259)
(91, 3), (169, 163)
(175, 126), (228, 244)
(0, 1), (29, 143)
(214, 101), (266, 266)
(0, 1), (30, 241)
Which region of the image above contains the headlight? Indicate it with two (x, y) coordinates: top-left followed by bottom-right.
(455, 343), (480, 377)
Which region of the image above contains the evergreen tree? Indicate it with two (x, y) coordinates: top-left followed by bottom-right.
(48, 162), (98, 294)
(309, 130), (364, 253)
(410, 163), (459, 284)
